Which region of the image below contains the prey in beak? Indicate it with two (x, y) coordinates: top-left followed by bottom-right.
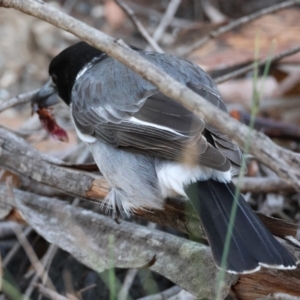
(32, 79), (68, 142)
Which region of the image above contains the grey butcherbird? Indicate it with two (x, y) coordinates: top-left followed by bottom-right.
(33, 41), (298, 273)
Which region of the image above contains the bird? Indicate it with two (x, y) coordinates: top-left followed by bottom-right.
(33, 41), (298, 274)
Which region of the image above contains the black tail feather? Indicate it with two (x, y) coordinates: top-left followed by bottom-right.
(185, 180), (297, 273)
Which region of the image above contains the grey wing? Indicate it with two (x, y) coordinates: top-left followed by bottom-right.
(71, 53), (241, 172)
(187, 83), (243, 174)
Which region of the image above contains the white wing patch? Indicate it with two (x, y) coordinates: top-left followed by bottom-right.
(129, 117), (185, 136)
(156, 161), (232, 198)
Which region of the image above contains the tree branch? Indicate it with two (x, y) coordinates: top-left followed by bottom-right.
(0, 89), (39, 113)
(0, 126), (297, 239)
(0, 126), (204, 238)
(1, 0), (300, 190)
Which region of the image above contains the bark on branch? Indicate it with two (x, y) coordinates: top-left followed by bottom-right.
(1, 0), (300, 190)
(0, 126), (297, 240)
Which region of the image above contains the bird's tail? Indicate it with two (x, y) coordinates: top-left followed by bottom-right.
(185, 179), (297, 273)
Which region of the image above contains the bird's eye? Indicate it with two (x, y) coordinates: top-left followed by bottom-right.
(51, 74), (58, 85)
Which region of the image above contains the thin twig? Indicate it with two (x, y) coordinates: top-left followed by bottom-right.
(201, 0), (227, 23)
(0, 222), (24, 238)
(2, 227), (33, 267)
(114, 0), (164, 53)
(29, 199), (79, 300)
(41, 244), (58, 285)
(34, 283), (70, 300)
(127, 2), (192, 28)
(25, 244), (59, 299)
(117, 269), (139, 300)
(0, 89), (39, 113)
(149, 0), (181, 43)
(137, 285), (182, 300)
(177, 0), (300, 56)
(234, 177), (294, 194)
(214, 44), (300, 84)
(11, 225), (56, 292)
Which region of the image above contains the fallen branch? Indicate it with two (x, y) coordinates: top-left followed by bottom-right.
(177, 0), (300, 56)
(0, 126), (203, 237)
(0, 127), (297, 239)
(1, 184), (300, 299)
(1, 0), (300, 191)
(0, 185), (236, 299)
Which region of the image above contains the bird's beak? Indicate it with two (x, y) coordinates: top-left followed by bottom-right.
(32, 79), (59, 113)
